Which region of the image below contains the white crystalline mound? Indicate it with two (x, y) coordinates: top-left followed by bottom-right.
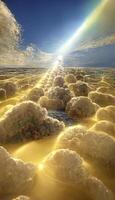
(12, 196), (30, 200)
(79, 131), (115, 166)
(53, 76), (64, 87)
(65, 74), (76, 84)
(96, 106), (115, 123)
(27, 87), (44, 102)
(69, 81), (89, 97)
(42, 149), (89, 184)
(0, 101), (64, 142)
(66, 97), (99, 120)
(46, 86), (72, 105)
(56, 126), (115, 167)
(89, 91), (115, 107)
(42, 149), (114, 200)
(56, 125), (86, 150)
(87, 177), (114, 200)
(90, 120), (115, 137)
(0, 146), (36, 196)
(39, 95), (64, 111)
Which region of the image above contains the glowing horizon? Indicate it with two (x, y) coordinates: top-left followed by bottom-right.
(58, 0), (108, 55)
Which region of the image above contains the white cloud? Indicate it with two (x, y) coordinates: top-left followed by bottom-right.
(0, 0), (54, 67)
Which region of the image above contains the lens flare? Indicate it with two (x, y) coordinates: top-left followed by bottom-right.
(58, 0), (108, 55)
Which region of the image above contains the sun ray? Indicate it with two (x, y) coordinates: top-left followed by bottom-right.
(58, 0), (108, 54)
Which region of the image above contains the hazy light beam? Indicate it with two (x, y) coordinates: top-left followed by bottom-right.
(58, 0), (108, 55)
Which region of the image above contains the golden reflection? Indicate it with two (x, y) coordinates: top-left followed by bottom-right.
(35, 69), (50, 88)
(11, 136), (57, 164)
(39, 163), (45, 171)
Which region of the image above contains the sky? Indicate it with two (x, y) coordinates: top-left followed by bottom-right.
(1, 0), (115, 67)
(4, 0), (100, 52)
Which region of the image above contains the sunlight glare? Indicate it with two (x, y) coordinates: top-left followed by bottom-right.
(58, 0), (108, 54)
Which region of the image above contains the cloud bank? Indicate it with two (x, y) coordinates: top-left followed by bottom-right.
(72, 34), (115, 52)
(0, 0), (54, 67)
(0, 0), (21, 53)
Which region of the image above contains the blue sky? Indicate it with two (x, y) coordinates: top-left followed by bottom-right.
(4, 0), (100, 52)
(65, 44), (115, 67)
(3, 0), (115, 67)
